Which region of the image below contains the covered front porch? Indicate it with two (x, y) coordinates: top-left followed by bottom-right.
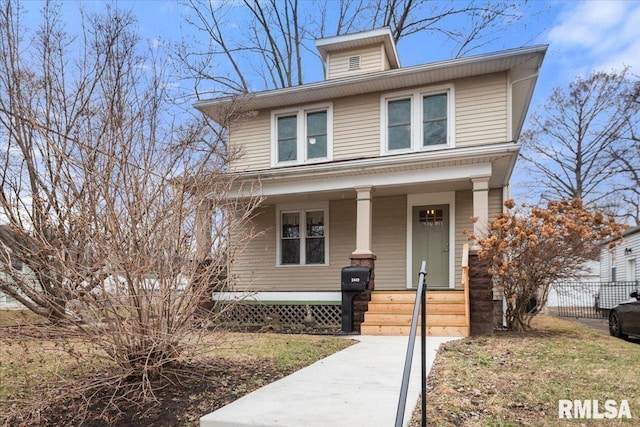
(201, 148), (508, 336)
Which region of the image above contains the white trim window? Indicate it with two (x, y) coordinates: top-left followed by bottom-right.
(271, 103), (333, 166)
(276, 202), (329, 266)
(381, 85), (454, 154)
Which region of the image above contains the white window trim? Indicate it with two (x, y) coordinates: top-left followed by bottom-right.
(380, 84), (455, 155)
(275, 201), (330, 267)
(271, 103), (334, 167)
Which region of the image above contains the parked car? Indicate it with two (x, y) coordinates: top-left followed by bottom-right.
(609, 291), (640, 339)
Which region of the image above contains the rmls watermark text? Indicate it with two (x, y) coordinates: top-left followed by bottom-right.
(559, 400), (632, 419)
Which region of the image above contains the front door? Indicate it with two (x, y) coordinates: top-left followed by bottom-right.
(412, 205), (449, 288)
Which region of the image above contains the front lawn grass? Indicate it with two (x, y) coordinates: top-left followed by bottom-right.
(0, 320), (353, 426)
(413, 315), (640, 426)
(0, 309), (44, 326)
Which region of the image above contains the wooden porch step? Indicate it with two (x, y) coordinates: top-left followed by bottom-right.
(360, 324), (469, 337)
(367, 302), (464, 314)
(361, 290), (469, 337)
(364, 312), (467, 326)
(370, 290), (466, 304)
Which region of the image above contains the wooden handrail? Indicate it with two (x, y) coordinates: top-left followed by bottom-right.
(461, 243), (470, 334)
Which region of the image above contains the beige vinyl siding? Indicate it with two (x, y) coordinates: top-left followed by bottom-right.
(383, 52), (391, 70)
(231, 190), (501, 291)
(453, 188), (503, 286)
(228, 111), (271, 172)
(328, 199), (357, 270)
(230, 200), (355, 292)
(333, 93), (380, 160)
(371, 195), (407, 290)
(488, 188), (503, 217)
(327, 45), (385, 79)
(455, 73), (508, 147)
(455, 191), (473, 287)
(230, 204), (276, 291)
(228, 73), (510, 172)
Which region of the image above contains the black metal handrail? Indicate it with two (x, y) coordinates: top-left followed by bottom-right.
(394, 260), (427, 427)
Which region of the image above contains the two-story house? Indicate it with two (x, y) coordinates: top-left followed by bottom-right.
(195, 28), (546, 336)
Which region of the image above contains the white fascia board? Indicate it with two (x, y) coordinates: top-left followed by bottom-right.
(247, 142), (517, 179)
(212, 291), (341, 303)
(232, 162), (492, 198)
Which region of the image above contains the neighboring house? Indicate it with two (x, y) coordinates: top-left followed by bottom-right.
(0, 224), (28, 310)
(0, 255), (29, 310)
(600, 226), (640, 283)
(194, 28), (547, 335)
(546, 260), (600, 309)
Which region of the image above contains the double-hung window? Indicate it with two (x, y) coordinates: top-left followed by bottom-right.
(422, 94), (448, 146)
(276, 115), (298, 162)
(278, 203), (328, 266)
(387, 99), (412, 150)
(272, 104), (333, 166)
(382, 85), (454, 154)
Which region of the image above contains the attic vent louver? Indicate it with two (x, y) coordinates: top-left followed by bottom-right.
(348, 55), (361, 70)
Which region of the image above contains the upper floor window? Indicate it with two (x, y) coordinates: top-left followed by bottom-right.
(388, 98), (411, 150)
(381, 85), (454, 154)
(272, 103), (333, 166)
(423, 94), (447, 146)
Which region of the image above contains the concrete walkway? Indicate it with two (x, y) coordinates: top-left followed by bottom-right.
(200, 335), (458, 427)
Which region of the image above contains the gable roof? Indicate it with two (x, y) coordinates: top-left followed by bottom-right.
(195, 44), (547, 140)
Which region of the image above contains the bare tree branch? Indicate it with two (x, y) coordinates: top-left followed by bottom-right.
(520, 69), (639, 219)
(176, 0), (530, 96)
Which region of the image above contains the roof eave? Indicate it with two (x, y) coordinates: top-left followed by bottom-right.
(194, 45), (548, 127)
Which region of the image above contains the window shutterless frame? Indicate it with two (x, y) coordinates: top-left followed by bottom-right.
(271, 103), (333, 166)
(380, 85), (454, 155)
(276, 202), (329, 267)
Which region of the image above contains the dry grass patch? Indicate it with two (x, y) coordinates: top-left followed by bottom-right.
(0, 324), (353, 426)
(411, 315), (640, 426)
(0, 309), (45, 326)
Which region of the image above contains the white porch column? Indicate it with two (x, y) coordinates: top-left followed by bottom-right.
(472, 177), (491, 248)
(353, 186), (374, 255)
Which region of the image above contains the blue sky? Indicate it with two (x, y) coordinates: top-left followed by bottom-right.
(58, 0), (640, 104)
(23, 0), (640, 199)
(129, 0), (640, 201)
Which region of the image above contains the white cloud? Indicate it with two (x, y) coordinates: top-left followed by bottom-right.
(547, 0), (640, 73)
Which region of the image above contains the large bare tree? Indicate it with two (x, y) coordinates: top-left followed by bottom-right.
(519, 70), (640, 217)
(610, 78), (640, 225)
(0, 0), (260, 407)
(177, 0), (530, 96)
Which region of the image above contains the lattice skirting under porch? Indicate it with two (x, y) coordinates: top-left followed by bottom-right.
(218, 302), (341, 328)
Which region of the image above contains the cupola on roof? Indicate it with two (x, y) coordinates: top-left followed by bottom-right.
(315, 27), (400, 79)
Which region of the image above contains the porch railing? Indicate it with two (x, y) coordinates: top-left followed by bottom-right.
(394, 260), (427, 427)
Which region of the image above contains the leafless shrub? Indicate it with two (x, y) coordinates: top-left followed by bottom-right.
(0, 0), (261, 419)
